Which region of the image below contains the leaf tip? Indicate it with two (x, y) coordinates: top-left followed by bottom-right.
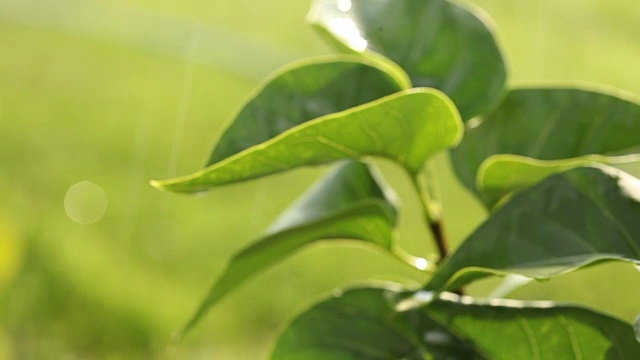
(149, 179), (166, 191)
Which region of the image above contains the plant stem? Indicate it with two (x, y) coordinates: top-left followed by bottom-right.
(412, 161), (449, 263)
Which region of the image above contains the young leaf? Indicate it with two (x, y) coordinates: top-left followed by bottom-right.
(271, 284), (640, 359)
(152, 88), (462, 193)
(208, 55), (410, 165)
(179, 160), (405, 335)
(425, 165), (640, 292)
(452, 87), (640, 203)
(308, 0), (507, 120)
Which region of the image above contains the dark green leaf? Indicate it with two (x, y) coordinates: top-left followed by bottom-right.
(272, 284), (640, 359)
(452, 87), (640, 204)
(180, 160), (407, 335)
(271, 284), (484, 359)
(152, 88), (462, 193)
(425, 166), (640, 292)
(308, 0), (507, 120)
(208, 55), (410, 165)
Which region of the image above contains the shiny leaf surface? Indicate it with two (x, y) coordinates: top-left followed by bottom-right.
(208, 56), (410, 165)
(181, 160), (406, 335)
(425, 166), (640, 292)
(272, 285), (640, 359)
(308, 0), (507, 120)
(152, 88), (462, 192)
(452, 87), (640, 204)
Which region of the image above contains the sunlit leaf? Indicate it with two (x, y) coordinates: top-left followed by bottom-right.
(180, 160), (424, 335)
(208, 55), (410, 165)
(152, 88), (462, 193)
(477, 154), (640, 208)
(425, 165), (640, 292)
(271, 284), (640, 359)
(308, 0), (507, 120)
(452, 87), (640, 204)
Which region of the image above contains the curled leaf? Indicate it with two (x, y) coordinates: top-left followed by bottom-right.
(452, 86), (640, 206)
(152, 88), (462, 193)
(208, 55), (410, 165)
(426, 165), (640, 292)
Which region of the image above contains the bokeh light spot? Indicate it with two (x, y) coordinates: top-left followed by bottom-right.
(64, 181), (108, 224)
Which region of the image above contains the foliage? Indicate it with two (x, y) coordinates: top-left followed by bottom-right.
(153, 0), (640, 358)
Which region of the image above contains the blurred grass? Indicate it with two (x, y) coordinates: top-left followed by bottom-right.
(0, 0), (639, 358)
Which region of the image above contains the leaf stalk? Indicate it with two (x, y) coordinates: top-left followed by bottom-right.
(412, 161), (449, 263)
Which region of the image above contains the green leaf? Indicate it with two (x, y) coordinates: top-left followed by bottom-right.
(477, 154), (640, 208)
(271, 284), (484, 359)
(452, 87), (640, 204)
(271, 284), (640, 359)
(207, 55), (410, 165)
(152, 88), (462, 193)
(425, 165), (640, 292)
(180, 160), (416, 335)
(308, 0), (507, 120)
(635, 316), (640, 343)
(422, 292), (640, 360)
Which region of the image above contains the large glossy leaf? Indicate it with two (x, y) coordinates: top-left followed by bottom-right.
(180, 160), (421, 335)
(208, 55), (410, 165)
(308, 0), (507, 120)
(272, 284), (640, 359)
(425, 166), (640, 292)
(152, 88), (462, 193)
(452, 87), (640, 203)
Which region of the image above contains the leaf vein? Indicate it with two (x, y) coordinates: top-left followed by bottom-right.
(317, 135), (362, 158)
(559, 316), (582, 360)
(517, 317), (540, 360)
(359, 117), (384, 152)
(530, 110), (561, 157)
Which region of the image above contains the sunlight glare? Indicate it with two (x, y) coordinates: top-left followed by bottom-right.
(329, 18), (368, 51)
(338, 0), (352, 12)
(415, 257), (429, 271)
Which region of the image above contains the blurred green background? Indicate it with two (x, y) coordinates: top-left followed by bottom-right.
(1, 0), (639, 358)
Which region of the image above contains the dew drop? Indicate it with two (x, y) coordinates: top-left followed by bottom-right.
(64, 181), (107, 224)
